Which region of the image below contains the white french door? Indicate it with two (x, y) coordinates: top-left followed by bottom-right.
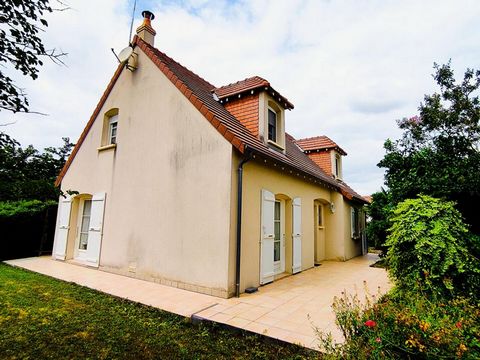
(273, 200), (285, 274)
(73, 193), (105, 267)
(74, 199), (92, 262)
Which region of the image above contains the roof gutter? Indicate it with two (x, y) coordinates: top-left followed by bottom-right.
(235, 146), (252, 298)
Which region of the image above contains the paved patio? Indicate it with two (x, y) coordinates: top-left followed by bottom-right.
(5, 254), (391, 350)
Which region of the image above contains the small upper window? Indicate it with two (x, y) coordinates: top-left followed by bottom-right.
(100, 109), (119, 150)
(268, 109), (277, 143)
(109, 115), (118, 144)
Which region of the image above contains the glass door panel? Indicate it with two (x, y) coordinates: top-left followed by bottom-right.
(79, 200), (92, 250)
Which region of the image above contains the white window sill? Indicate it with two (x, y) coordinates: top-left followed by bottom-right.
(97, 144), (117, 152)
(267, 139), (285, 151)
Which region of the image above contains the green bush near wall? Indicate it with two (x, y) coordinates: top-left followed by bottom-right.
(0, 200), (58, 261)
(386, 195), (480, 300)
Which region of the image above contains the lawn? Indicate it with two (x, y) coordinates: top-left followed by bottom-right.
(0, 264), (318, 359)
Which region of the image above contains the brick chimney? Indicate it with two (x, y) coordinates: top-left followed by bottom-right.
(136, 10), (156, 46)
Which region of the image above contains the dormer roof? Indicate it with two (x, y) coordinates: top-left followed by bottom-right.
(296, 135), (347, 156)
(214, 76), (294, 110)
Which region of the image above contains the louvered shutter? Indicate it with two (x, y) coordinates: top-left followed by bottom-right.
(260, 189), (275, 285)
(292, 197), (302, 274)
(85, 192), (106, 267)
(53, 195), (72, 260)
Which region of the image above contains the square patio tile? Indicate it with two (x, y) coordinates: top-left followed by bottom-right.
(6, 255), (391, 350)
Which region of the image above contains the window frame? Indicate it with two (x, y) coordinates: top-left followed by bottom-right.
(351, 207), (360, 239)
(334, 153), (342, 179)
(99, 109), (119, 151)
(267, 108), (277, 143)
(317, 204), (323, 227)
(78, 199), (92, 251)
(108, 115), (118, 145)
(274, 200), (281, 262)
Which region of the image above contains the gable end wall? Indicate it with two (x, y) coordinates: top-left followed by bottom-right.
(59, 48), (234, 297)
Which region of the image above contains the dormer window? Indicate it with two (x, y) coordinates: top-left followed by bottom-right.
(264, 100), (285, 152)
(296, 136), (347, 178)
(214, 76), (293, 154)
(268, 109), (277, 142)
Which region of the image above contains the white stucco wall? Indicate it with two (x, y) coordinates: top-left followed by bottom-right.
(59, 47), (233, 296)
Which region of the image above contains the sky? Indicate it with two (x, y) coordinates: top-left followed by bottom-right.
(1, 0), (479, 195)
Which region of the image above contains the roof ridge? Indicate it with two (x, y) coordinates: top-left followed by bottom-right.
(214, 76), (269, 91)
(296, 135), (330, 142)
(295, 134), (347, 157)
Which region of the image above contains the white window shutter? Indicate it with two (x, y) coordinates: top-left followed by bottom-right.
(85, 192), (106, 267)
(53, 195), (72, 260)
(292, 197), (302, 274)
(260, 189), (275, 285)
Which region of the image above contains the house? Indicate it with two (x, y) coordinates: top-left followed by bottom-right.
(52, 11), (368, 299)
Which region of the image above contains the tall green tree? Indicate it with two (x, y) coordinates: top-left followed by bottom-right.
(0, 132), (73, 201)
(0, 0), (67, 113)
(377, 62), (480, 234)
(365, 189), (392, 250)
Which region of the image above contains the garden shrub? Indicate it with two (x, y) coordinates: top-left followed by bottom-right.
(315, 289), (480, 359)
(385, 195), (479, 299)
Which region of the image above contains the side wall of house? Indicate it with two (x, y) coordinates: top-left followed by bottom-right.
(235, 154), (361, 293)
(59, 48), (233, 297)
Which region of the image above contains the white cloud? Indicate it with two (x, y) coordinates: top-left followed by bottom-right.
(1, 0), (479, 195)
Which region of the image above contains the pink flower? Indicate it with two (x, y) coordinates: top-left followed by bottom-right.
(375, 338), (381, 343)
(364, 320), (377, 328)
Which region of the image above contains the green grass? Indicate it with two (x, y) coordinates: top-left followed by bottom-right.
(0, 264), (318, 359)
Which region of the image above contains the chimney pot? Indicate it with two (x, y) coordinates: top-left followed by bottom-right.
(142, 10), (155, 20)
(136, 10), (156, 46)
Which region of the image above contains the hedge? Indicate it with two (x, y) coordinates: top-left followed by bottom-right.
(0, 200), (58, 261)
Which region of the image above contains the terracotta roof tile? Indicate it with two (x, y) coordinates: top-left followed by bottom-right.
(214, 76), (269, 97)
(296, 135), (347, 155)
(56, 36), (365, 203)
(214, 76), (294, 110)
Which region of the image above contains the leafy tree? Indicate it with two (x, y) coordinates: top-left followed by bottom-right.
(365, 189), (393, 251)
(0, 0), (67, 113)
(0, 132), (73, 201)
(374, 63), (480, 241)
(386, 195), (479, 299)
